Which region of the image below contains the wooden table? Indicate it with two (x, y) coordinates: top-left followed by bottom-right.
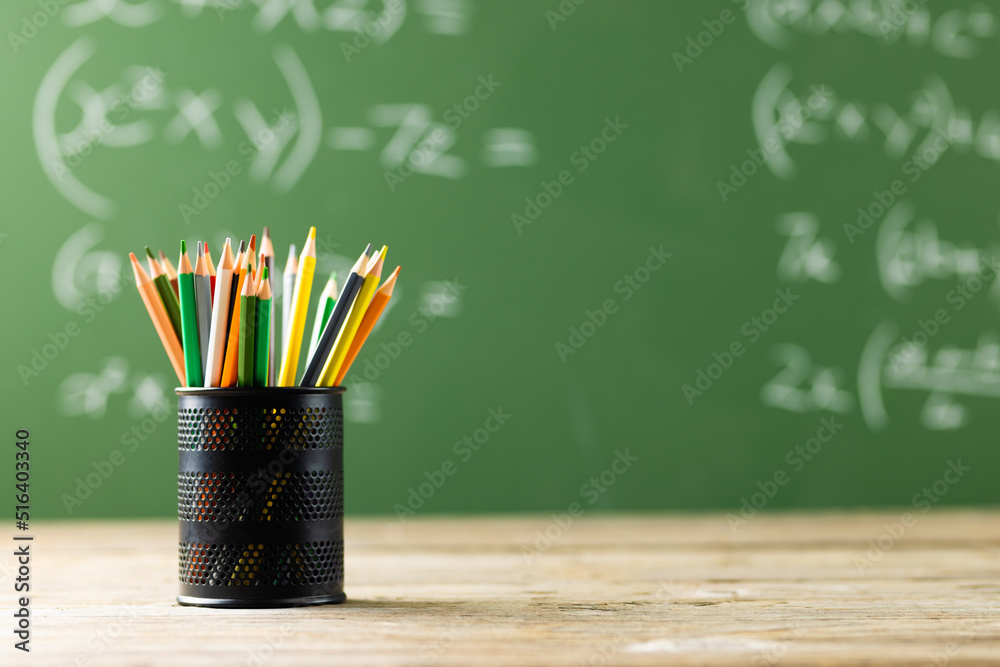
(9, 511), (1000, 665)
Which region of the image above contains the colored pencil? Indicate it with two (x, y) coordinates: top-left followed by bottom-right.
(222, 241), (246, 360)
(308, 271), (338, 361)
(203, 242), (216, 302)
(158, 249), (179, 297)
(177, 241), (203, 388)
(333, 266), (400, 386)
(129, 253), (185, 385)
(194, 242), (212, 378)
(261, 227), (276, 387)
(281, 243), (298, 362)
(204, 238), (234, 387)
(300, 245), (369, 387)
(238, 271), (257, 387)
(145, 247), (183, 339)
(278, 229), (316, 386)
(246, 234), (257, 282)
(221, 248), (249, 388)
(254, 268), (272, 387)
(318, 246), (384, 386)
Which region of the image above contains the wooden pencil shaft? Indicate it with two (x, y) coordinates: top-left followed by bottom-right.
(153, 273), (183, 338)
(278, 233), (315, 386)
(254, 296), (271, 387)
(264, 255), (276, 387)
(178, 270), (203, 388)
(319, 272), (380, 386)
(204, 246), (234, 387)
(238, 294), (257, 387)
(300, 271), (362, 386)
(130, 254), (185, 384)
(195, 272), (212, 377)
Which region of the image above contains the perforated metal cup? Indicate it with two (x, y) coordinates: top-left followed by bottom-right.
(175, 387), (346, 608)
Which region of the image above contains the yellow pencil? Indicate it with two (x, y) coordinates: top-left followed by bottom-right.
(333, 266), (399, 386)
(277, 227), (316, 386)
(318, 247), (385, 386)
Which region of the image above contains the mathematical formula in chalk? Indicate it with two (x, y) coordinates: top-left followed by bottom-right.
(34, 40), (537, 218)
(747, 0), (997, 59)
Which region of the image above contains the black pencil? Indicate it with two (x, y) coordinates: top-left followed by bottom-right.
(299, 245), (370, 386)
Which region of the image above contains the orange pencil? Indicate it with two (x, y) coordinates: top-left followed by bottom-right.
(332, 266), (399, 386)
(220, 250), (250, 387)
(158, 249), (179, 296)
(130, 253), (185, 385)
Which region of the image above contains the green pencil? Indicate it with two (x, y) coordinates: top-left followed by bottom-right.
(238, 270), (257, 387)
(308, 271), (337, 360)
(177, 241), (203, 387)
(254, 268), (272, 387)
(145, 246), (182, 338)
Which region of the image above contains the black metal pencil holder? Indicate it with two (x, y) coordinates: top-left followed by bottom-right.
(175, 387), (346, 608)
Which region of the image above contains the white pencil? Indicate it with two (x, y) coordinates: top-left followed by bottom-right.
(281, 243), (298, 361)
(194, 242), (213, 378)
(204, 238), (234, 387)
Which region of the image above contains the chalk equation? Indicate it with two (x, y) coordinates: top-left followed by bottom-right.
(34, 39), (536, 218)
(774, 204), (1000, 307)
(747, 0), (996, 59)
(59, 0), (472, 38)
(753, 64), (1000, 180)
(761, 326), (1000, 432)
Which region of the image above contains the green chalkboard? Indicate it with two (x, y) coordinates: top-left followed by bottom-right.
(2, 0), (998, 520)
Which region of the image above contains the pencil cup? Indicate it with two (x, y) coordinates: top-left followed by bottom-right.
(175, 387), (346, 608)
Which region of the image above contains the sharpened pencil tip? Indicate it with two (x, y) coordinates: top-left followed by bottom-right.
(262, 266), (269, 280)
(363, 243), (372, 257)
(180, 239), (187, 253)
(237, 240), (246, 254)
(264, 226), (270, 236)
(145, 246), (155, 259)
(308, 226), (316, 239)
